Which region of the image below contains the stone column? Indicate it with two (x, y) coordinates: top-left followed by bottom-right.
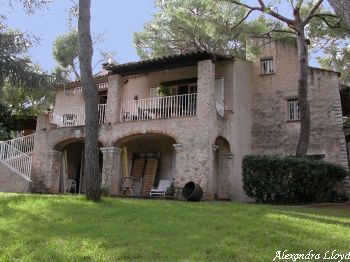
(45, 150), (63, 194)
(101, 147), (121, 195)
(172, 143), (184, 199)
(197, 59), (216, 121)
(106, 74), (123, 124)
(31, 116), (62, 194)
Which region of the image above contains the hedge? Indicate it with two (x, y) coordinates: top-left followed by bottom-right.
(242, 155), (348, 204)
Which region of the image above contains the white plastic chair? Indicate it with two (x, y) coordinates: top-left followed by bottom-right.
(65, 179), (77, 193)
(150, 180), (172, 197)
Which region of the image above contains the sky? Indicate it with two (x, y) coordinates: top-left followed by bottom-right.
(1, 0), (158, 72)
(1, 0), (327, 73)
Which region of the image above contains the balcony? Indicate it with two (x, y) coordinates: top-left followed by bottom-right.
(49, 104), (107, 127)
(120, 93), (197, 122)
(49, 93), (197, 128)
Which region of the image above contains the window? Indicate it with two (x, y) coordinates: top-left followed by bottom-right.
(261, 58), (274, 75)
(287, 99), (300, 121)
(170, 84), (197, 95)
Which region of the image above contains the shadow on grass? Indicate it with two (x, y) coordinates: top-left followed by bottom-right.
(0, 194), (350, 261)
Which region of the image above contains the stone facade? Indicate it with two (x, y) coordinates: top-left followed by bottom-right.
(27, 40), (350, 201)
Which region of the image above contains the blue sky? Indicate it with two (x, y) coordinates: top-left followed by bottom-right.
(2, 0), (157, 72)
(2, 0), (326, 73)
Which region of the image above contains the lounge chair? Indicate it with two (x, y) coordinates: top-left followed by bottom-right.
(150, 180), (173, 197)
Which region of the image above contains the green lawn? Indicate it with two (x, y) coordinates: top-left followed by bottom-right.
(0, 194), (349, 261)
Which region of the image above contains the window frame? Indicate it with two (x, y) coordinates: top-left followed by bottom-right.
(260, 58), (274, 75)
(287, 98), (300, 121)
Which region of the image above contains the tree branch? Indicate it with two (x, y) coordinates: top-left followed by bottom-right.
(260, 29), (297, 37)
(228, 0), (262, 11)
(311, 14), (342, 29)
(229, 0), (295, 26)
(303, 0), (324, 25)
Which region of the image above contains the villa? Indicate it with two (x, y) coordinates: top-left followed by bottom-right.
(1, 38), (349, 201)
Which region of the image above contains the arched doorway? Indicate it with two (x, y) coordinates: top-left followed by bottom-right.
(115, 133), (177, 197)
(214, 136), (232, 200)
(55, 139), (103, 194)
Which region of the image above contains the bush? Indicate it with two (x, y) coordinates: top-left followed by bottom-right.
(242, 155), (348, 204)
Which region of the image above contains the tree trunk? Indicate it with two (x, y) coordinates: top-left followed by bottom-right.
(328, 0), (350, 30)
(78, 0), (101, 201)
(295, 25), (311, 157)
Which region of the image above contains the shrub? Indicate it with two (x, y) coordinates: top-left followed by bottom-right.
(242, 155), (348, 204)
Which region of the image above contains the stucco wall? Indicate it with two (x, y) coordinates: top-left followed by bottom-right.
(0, 163), (31, 193)
(123, 66), (197, 101)
(54, 89), (85, 110)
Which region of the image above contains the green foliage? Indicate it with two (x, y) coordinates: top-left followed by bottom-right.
(302, 3), (350, 85)
(0, 26), (55, 92)
(53, 29), (79, 70)
(344, 117), (350, 128)
(242, 155), (347, 204)
(1, 194), (350, 260)
(134, 0), (270, 59)
(2, 84), (53, 116)
(157, 84), (172, 96)
(317, 44), (350, 85)
(0, 101), (14, 140)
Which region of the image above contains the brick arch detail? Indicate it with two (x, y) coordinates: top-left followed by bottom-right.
(52, 135), (104, 151)
(113, 128), (180, 147)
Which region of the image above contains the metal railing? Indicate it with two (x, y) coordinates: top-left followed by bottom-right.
(73, 82), (109, 94)
(0, 134), (35, 181)
(4, 134), (35, 155)
(120, 93), (197, 122)
(49, 104), (107, 127)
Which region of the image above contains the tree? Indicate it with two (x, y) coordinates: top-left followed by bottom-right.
(0, 27), (54, 95)
(2, 83), (53, 117)
(328, 1), (350, 30)
(0, 0), (55, 95)
(53, 29), (80, 79)
(227, 0), (343, 157)
(134, 0), (271, 59)
(0, 101), (14, 140)
(78, 0), (101, 201)
(8, 0), (53, 14)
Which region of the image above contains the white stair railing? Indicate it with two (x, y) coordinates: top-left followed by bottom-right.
(49, 104), (107, 127)
(0, 134), (35, 181)
(120, 93), (197, 122)
(4, 134), (35, 155)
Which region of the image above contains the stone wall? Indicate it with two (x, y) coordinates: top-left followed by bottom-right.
(249, 38), (349, 194)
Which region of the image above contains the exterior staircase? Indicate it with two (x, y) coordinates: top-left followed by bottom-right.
(0, 134), (35, 182)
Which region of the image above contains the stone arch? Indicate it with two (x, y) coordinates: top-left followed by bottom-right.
(213, 136), (232, 200)
(53, 137), (104, 194)
(53, 137), (104, 151)
(114, 129), (179, 147)
(114, 132), (178, 197)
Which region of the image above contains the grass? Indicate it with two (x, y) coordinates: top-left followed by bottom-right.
(0, 194), (350, 261)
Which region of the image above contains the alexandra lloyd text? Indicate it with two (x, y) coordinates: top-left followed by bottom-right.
(273, 250), (350, 261)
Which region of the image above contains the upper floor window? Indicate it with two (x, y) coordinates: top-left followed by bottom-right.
(261, 58), (274, 75)
(287, 99), (300, 121)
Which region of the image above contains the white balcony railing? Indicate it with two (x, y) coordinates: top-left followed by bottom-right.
(120, 93), (197, 122)
(73, 82), (109, 94)
(49, 104), (107, 127)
